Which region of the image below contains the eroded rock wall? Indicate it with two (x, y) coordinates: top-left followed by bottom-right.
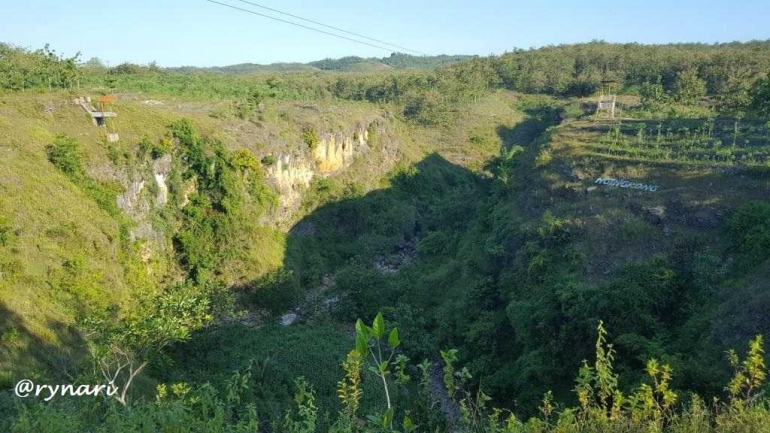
(266, 123), (375, 212)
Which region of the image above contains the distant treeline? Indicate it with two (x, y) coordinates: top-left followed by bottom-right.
(308, 53), (476, 71)
(2, 40), (770, 118)
(0, 43), (80, 90)
(315, 41), (770, 122)
(149, 53), (474, 75)
(489, 40), (770, 95)
(322, 41), (770, 112)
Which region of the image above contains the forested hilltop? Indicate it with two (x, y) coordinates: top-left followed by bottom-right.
(160, 53), (475, 75)
(1, 40), (770, 432)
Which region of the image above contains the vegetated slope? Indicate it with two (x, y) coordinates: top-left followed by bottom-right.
(160, 91), (526, 424)
(0, 94), (183, 376)
(167, 62), (320, 75)
(0, 90), (404, 379)
(270, 94), (770, 416)
(165, 53), (475, 75)
(3, 39), (770, 430)
(0, 88), (528, 429)
(0, 87), (520, 385)
(309, 54), (475, 72)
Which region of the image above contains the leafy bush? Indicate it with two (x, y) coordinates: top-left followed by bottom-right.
(727, 201), (770, 267)
(230, 148), (262, 172)
(303, 127), (320, 149)
(261, 154), (277, 166)
(751, 71), (770, 116)
(139, 136), (172, 159)
(331, 266), (390, 321)
(640, 82), (669, 108)
(46, 134), (83, 176)
(534, 148), (552, 167)
(402, 89), (453, 126)
(673, 68), (707, 104)
(46, 134), (125, 218)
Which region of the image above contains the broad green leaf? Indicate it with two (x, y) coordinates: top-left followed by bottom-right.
(356, 332), (368, 356)
(379, 360), (389, 373)
(388, 327), (400, 349)
(403, 415), (415, 432)
(355, 319), (367, 338)
(372, 312), (385, 340)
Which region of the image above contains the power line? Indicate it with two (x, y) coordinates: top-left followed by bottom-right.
(205, 0), (420, 56)
(232, 0), (427, 56)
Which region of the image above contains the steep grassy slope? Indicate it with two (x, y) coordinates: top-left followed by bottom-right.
(493, 114), (770, 404)
(0, 92), (390, 378)
(3, 87), (770, 429)
(532, 117), (770, 279)
(261, 96), (770, 415)
(0, 90), (523, 387)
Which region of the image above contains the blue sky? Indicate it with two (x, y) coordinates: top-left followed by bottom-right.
(1, 0), (768, 67)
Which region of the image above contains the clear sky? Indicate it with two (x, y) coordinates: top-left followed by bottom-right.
(2, 0), (768, 67)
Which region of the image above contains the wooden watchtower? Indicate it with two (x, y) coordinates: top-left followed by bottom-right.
(595, 80), (617, 120)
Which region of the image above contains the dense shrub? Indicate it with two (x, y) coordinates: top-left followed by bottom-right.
(727, 201), (770, 267)
(46, 134), (83, 176)
(303, 127), (320, 149)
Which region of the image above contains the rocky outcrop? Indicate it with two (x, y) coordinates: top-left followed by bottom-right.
(116, 179), (146, 219)
(312, 127), (369, 173)
(116, 155), (172, 250)
(266, 155), (315, 211)
(152, 155), (172, 207)
(266, 123), (374, 212)
(113, 121), (383, 244)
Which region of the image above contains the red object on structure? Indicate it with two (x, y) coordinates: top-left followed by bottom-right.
(98, 95), (117, 113)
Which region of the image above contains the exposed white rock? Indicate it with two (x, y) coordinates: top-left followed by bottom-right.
(266, 125), (373, 212)
(312, 127), (369, 173)
(267, 154), (314, 210)
(152, 155), (172, 207)
(281, 313), (298, 326)
(116, 180), (145, 214)
(154, 173), (168, 206)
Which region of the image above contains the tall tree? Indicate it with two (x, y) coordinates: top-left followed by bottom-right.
(673, 68), (707, 104)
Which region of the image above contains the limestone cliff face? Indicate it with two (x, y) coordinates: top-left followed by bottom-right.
(266, 155), (315, 212)
(113, 121), (383, 242)
(116, 155), (172, 250)
(267, 124), (374, 212)
(151, 155), (172, 207)
(312, 127), (369, 174)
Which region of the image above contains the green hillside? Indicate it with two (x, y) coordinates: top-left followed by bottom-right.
(167, 62), (320, 75)
(163, 53), (475, 75)
(308, 53), (475, 71)
(1, 41), (770, 432)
